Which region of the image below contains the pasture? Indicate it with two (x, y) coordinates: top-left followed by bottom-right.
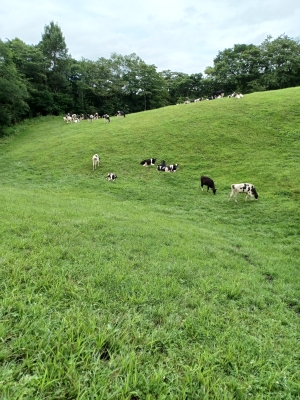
(0, 87), (299, 399)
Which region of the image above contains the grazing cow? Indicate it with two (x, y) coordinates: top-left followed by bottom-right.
(157, 160), (166, 171)
(107, 173), (117, 181)
(116, 110), (125, 117)
(235, 93), (244, 99)
(228, 183), (258, 203)
(212, 90), (225, 98)
(140, 158), (156, 166)
(184, 100), (190, 104)
(164, 163), (179, 172)
(92, 154), (100, 170)
(102, 114), (110, 123)
(200, 176), (217, 194)
(94, 112), (99, 119)
(88, 114), (94, 122)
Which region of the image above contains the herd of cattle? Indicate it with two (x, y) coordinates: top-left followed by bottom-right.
(63, 111), (125, 124)
(183, 91), (244, 103)
(92, 155), (258, 203)
(65, 90), (257, 203)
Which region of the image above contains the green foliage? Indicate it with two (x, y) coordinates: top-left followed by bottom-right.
(0, 88), (299, 398)
(0, 40), (29, 132)
(205, 35), (300, 94)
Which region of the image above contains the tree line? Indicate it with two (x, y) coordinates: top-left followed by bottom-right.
(1, 21), (300, 134)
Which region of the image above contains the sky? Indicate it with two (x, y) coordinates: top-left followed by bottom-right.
(1, 0), (299, 75)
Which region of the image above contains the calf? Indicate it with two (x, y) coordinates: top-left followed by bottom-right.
(157, 160), (166, 171)
(107, 173), (117, 181)
(228, 183), (258, 203)
(102, 114), (110, 123)
(200, 176), (217, 194)
(92, 154), (100, 170)
(140, 158), (156, 166)
(164, 163), (179, 172)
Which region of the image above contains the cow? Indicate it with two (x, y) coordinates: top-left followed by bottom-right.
(157, 160), (166, 171)
(200, 176), (217, 194)
(102, 114), (110, 123)
(116, 110), (125, 117)
(212, 90), (225, 98)
(107, 173), (117, 181)
(92, 154), (100, 170)
(228, 183), (258, 203)
(88, 114), (94, 122)
(164, 163), (179, 172)
(140, 158), (156, 166)
(63, 116), (72, 123)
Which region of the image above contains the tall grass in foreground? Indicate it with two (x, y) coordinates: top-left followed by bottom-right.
(0, 88), (299, 399)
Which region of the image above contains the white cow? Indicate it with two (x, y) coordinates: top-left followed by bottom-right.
(92, 154), (100, 170)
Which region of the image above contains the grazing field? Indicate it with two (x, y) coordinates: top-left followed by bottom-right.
(0, 88), (299, 399)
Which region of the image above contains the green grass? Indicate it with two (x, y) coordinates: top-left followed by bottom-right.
(0, 87), (300, 399)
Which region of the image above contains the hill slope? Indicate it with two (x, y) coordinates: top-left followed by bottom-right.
(0, 88), (299, 398)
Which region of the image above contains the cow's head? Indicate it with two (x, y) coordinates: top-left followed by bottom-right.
(251, 187), (258, 199)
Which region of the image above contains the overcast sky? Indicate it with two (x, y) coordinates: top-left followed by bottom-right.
(1, 0), (299, 75)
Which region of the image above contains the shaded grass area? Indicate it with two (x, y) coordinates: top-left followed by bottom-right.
(0, 88), (300, 398)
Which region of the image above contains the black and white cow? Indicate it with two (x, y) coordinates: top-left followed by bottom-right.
(228, 183), (258, 203)
(164, 163), (179, 172)
(107, 173), (117, 181)
(200, 176), (217, 194)
(102, 114), (110, 123)
(88, 114), (94, 122)
(157, 160), (166, 171)
(116, 110), (125, 117)
(212, 90), (225, 98)
(140, 158), (156, 166)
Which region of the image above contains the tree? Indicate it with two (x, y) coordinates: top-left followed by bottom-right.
(7, 38), (50, 116)
(0, 40), (29, 133)
(39, 21), (69, 71)
(259, 35), (300, 90)
(205, 43), (262, 93)
(38, 22), (73, 113)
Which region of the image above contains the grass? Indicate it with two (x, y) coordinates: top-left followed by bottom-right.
(0, 87), (300, 399)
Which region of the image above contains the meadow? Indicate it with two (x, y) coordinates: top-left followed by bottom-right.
(0, 87), (299, 399)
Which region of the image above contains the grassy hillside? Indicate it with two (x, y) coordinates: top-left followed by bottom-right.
(0, 88), (299, 399)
